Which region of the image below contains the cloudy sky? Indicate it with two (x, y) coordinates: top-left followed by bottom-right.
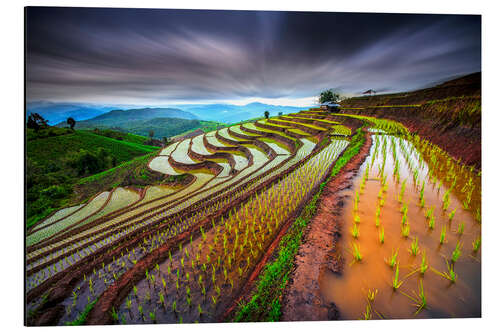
(26, 7), (481, 106)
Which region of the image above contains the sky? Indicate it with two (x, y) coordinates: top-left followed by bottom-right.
(25, 7), (481, 106)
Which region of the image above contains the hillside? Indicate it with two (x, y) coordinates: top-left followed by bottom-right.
(26, 129), (160, 227)
(63, 117), (224, 139)
(71, 107), (197, 124)
(340, 72), (481, 167)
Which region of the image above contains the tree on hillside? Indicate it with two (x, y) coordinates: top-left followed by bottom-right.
(67, 117), (76, 130)
(148, 130), (155, 139)
(67, 148), (115, 176)
(162, 137), (169, 146)
(278, 112), (283, 116)
(27, 113), (49, 132)
(264, 111), (270, 119)
(318, 89), (342, 104)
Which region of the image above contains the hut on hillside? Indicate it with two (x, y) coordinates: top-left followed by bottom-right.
(320, 102), (341, 112)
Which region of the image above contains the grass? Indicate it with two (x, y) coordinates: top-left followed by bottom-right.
(28, 130), (158, 167)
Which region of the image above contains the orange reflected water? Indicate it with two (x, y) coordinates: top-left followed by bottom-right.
(320, 134), (481, 319)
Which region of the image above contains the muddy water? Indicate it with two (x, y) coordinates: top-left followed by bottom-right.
(320, 134), (481, 319)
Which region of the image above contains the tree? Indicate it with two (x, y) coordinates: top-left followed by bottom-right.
(148, 130), (155, 139)
(318, 89), (341, 104)
(278, 112), (283, 116)
(264, 111), (270, 119)
(162, 137), (169, 146)
(67, 117), (76, 130)
(27, 113), (48, 132)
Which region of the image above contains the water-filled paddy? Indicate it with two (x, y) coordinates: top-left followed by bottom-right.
(320, 134), (481, 319)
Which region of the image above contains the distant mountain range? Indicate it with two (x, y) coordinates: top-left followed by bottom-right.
(28, 101), (311, 125)
(175, 102), (309, 123)
(65, 107), (198, 126)
(26, 102), (117, 125)
(53, 107), (204, 138)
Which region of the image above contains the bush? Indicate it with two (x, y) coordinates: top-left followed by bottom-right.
(41, 185), (70, 199)
(67, 148), (115, 176)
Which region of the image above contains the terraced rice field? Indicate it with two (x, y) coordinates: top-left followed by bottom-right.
(26, 110), (354, 324)
(25, 109), (481, 325)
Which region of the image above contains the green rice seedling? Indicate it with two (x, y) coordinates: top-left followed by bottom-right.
(375, 215), (381, 228)
(433, 260), (457, 283)
(111, 307), (119, 323)
(172, 300), (177, 313)
(351, 242), (363, 262)
(367, 289), (378, 302)
(149, 311), (156, 323)
(354, 214), (361, 224)
(159, 292), (165, 307)
(392, 264), (404, 290)
(407, 280), (427, 315)
(448, 208), (457, 223)
(385, 248), (399, 268)
(442, 190), (450, 211)
(398, 180), (407, 203)
(425, 207), (434, 219)
(409, 237), (419, 256)
(401, 223), (410, 238)
(451, 241), (462, 263)
(198, 304), (203, 316)
(475, 208), (481, 223)
(457, 222), (465, 235)
(400, 201), (408, 214)
(126, 297), (132, 310)
(361, 304), (372, 320)
(351, 224), (360, 239)
(420, 251), (428, 274)
(440, 226), (446, 244)
(472, 236), (481, 252)
(379, 198), (385, 207)
(419, 183), (425, 207)
(379, 226), (385, 244)
(428, 214), (435, 230)
(401, 213), (408, 226)
(138, 304), (144, 319)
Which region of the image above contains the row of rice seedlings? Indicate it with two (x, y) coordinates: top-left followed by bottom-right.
(117, 140), (348, 323)
(411, 135), (480, 218)
(28, 138), (310, 289)
(53, 134), (332, 309)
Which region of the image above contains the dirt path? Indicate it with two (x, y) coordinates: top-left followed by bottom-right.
(281, 131), (372, 321)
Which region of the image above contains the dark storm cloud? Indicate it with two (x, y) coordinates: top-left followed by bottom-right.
(26, 7), (481, 104)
